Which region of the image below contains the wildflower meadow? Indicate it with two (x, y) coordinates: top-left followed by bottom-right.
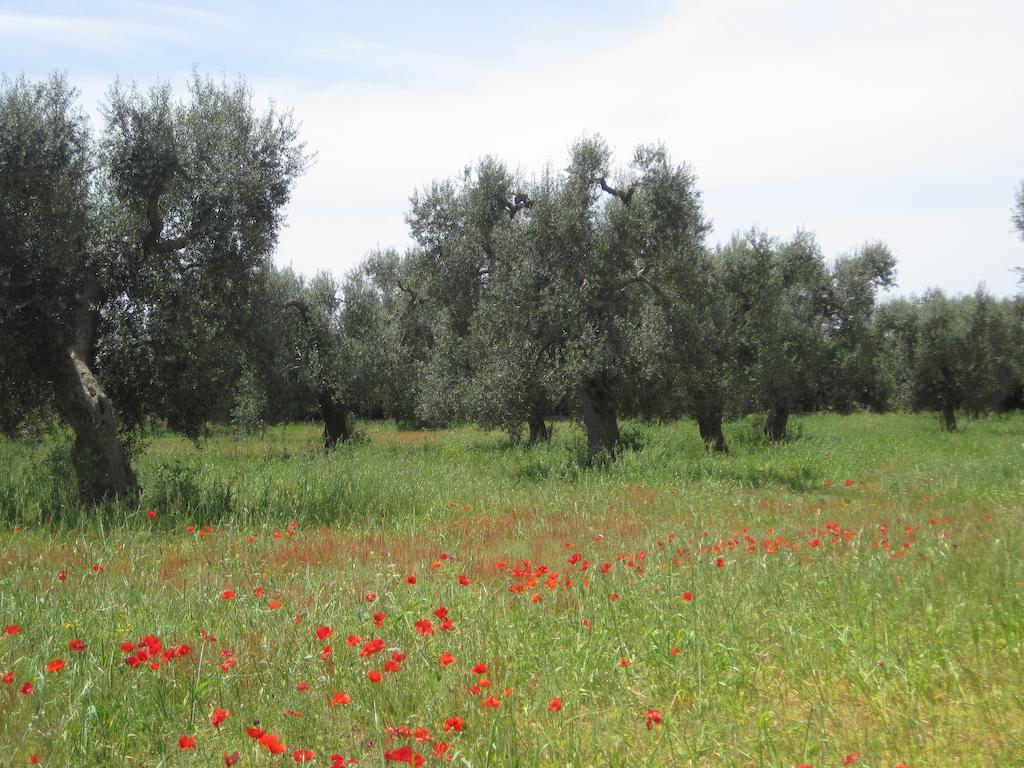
(1, 413), (1021, 766)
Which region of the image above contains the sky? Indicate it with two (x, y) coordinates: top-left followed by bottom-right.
(2, 0), (1022, 298)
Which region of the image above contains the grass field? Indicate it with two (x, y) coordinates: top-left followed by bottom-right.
(0, 413), (1022, 767)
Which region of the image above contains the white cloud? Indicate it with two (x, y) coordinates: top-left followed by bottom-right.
(264, 0), (1024, 294)
(0, 10), (220, 51)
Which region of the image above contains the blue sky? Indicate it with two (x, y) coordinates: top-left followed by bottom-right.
(2, 0), (1022, 297)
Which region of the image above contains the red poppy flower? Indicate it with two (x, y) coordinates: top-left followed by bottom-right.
(681, 592), (693, 602)
(458, 575), (470, 586)
(330, 691), (351, 707)
(548, 697), (563, 712)
(68, 639), (86, 652)
(645, 709), (662, 729)
(360, 638), (385, 657)
(178, 735), (197, 750)
(406, 575), (416, 585)
(384, 746), (425, 765)
(1, 672), (12, 684)
(224, 752), (240, 766)
(481, 695), (501, 708)
(28, 754), (39, 764)
(843, 754), (860, 766)
(57, 569), (67, 581)
(414, 619), (434, 636)
(384, 660), (402, 672)
(619, 658), (631, 667)
(211, 708), (229, 728)
(259, 733), (287, 755)
(365, 592), (377, 603)
(471, 662), (488, 674)
(146, 509), (157, 519)
(3, 625), (20, 636)
(439, 651), (456, 666)
(368, 670), (382, 682)
(316, 626), (333, 640)
(715, 558), (725, 567)
(293, 749), (315, 763)
(268, 600), (283, 610)
(297, 681), (309, 691)
(433, 742), (450, 757)
(373, 612), (386, 627)
(443, 716), (464, 732)
(46, 659), (65, 673)
(20, 681), (34, 695)
(220, 589), (236, 600)
(246, 726), (266, 739)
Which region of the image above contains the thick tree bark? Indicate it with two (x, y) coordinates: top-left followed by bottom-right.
(764, 405), (789, 443)
(319, 389), (351, 451)
(51, 276), (138, 502)
(578, 375), (619, 456)
(696, 408), (728, 453)
(942, 402), (957, 432)
(526, 404), (550, 444)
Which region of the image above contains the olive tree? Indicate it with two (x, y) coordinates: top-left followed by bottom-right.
(403, 138), (709, 454)
(540, 138), (709, 455)
(282, 271), (356, 449)
(340, 249), (433, 424)
(406, 158), (536, 430)
(822, 242), (897, 411)
(884, 289), (1020, 430)
(0, 73), (306, 500)
(715, 230), (831, 441)
(458, 170), (561, 443)
(910, 290), (971, 430)
(662, 250), (742, 452)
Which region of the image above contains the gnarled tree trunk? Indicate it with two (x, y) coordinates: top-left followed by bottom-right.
(51, 276), (138, 503)
(764, 405), (789, 443)
(578, 374), (619, 456)
(942, 402), (957, 432)
(696, 408), (728, 453)
(286, 298), (352, 451)
(319, 388), (351, 450)
(526, 399), (550, 444)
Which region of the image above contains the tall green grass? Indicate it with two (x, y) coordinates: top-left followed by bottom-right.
(2, 413), (1021, 529)
(0, 414), (1021, 766)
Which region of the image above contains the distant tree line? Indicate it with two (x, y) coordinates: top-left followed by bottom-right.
(2, 73), (1022, 502)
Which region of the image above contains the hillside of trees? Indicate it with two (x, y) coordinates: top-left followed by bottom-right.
(3, 74), (1023, 502)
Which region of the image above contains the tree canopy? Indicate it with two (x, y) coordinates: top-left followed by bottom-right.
(3, 72), (1022, 507)
(0, 72), (306, 499)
